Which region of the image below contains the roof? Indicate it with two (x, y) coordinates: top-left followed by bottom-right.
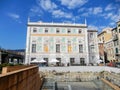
(27, 22), (87, 28)
(98, 31), (106, 36)
(111, 27), (117, 31)
(87, 30), (98, 32)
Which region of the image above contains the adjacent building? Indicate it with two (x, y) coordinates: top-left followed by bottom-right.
(111, 21), (120, 61)
(88, 30), (99, 64)
(98, 27), (113, 62)
(25, 20), (99, 65)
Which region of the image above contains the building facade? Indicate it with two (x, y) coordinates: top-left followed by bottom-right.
(98, 27), (113, 62)
(104, 39), (115, 61)
(111, 21), (120, 61)
(88, 30), (99, 64)
(25, 21), (99, 65)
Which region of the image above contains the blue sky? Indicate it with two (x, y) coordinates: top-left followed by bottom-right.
(0, 0), (120, 49)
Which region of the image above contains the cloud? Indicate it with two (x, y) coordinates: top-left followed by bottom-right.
(103, 11), (120, 22)
(8, 13), (20, 19)
(88, 25), (106, 31)
(7, 13), (22, 23)
(93, 7), (102, 14)
(38, 0), (57, 11)
(88, 25), (98, 30)
(29, 6), (43, 17)
(81, 7), (102, 16)
(52, 9), (72, 18)
(109, 22), (115, 26)
(60, 0), (88, 9)
(105, 4), (115, 11)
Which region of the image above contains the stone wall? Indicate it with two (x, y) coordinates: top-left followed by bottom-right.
(0, 65), (44, 90)
(39, 66), (120, 73)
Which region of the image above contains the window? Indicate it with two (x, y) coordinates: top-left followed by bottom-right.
(31, 58), (36, 61)
(68, 45), (72, 53)
(45, 28), (48, 33)
(118, 24), (120, 27)
(33, 28), (37, 32)
(116, 48), (118, 53)
(92, 56), (95, 60)
(91, 45), (95, 52)
(80, 58), (85, 65)
(90, 33), (93, 38)
(56, 44), (60, 53)
(67, 29), (71, 33)
(56, 58), (61, 66)
(32, 44), (36, 53)
(79, 44), (83, 53)
(70, 58), (75, 64)
(44, 58), (48, 66)
(119, 29), (120, 33)
(44, 45), (48, 52)
(78, 29), (82, 33)
(56, 28), (60, 33)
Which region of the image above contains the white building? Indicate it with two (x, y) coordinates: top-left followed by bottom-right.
(25, 20), (99, 66)
(88, 30), (99, 64)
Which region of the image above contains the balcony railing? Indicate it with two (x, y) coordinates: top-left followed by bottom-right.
(113, 35), (118, 41)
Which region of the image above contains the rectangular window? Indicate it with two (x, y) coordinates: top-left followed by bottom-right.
(78, 29), (82, 33)
(33, 28), (37, 32)
(32, 44), (36, 53)
(44, 58), (48, 66)
(68, 45), (72, 53)
(80, 58), (85, 65)
(90, 33), (93, 38)
(70, 58), (75, 64)
(116, 48), (118, 53)
(45, 28), (48, 33)
(56, 28), (60, 33)
(91, 45), (95, 52)
(67, 29), (71, 33)
(56, 44), (60, 53)
(31, 58), (36, 61)
(44, 45), (48, 52)
(79, 44), (83, 53)
(119, 29), (120, 33)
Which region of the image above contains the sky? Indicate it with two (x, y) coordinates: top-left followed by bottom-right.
(0, 0), (120, 49)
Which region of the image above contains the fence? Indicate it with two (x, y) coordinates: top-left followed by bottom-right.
(0, 65), (44, 90)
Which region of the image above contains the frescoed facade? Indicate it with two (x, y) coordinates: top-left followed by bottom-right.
(25, 20), (99, 65)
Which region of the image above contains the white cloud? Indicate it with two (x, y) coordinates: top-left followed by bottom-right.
(105, 4), (115, 11)
(88, 25), (106, 31)
(93, 7), (102, 14)
(60, 0), (88, 9)
(30, 6), (43, 17)
(81, 12), (89, 17)
(39, 0), (57, 11)
(81, 7), (102, 16)
(8, 13), (20, 19)
(52, 9), (72, 18)
(88, 25), (98, 30)
(7, 13), (22, 23)
(104, 11), (120, 22)
(109, 22), (115, 26)
(78, 8), (86, 12)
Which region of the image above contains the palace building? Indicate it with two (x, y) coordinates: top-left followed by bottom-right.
(25, 19), (99, 66)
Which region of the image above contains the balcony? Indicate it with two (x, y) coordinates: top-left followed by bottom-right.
(113, 35), (118, 41)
